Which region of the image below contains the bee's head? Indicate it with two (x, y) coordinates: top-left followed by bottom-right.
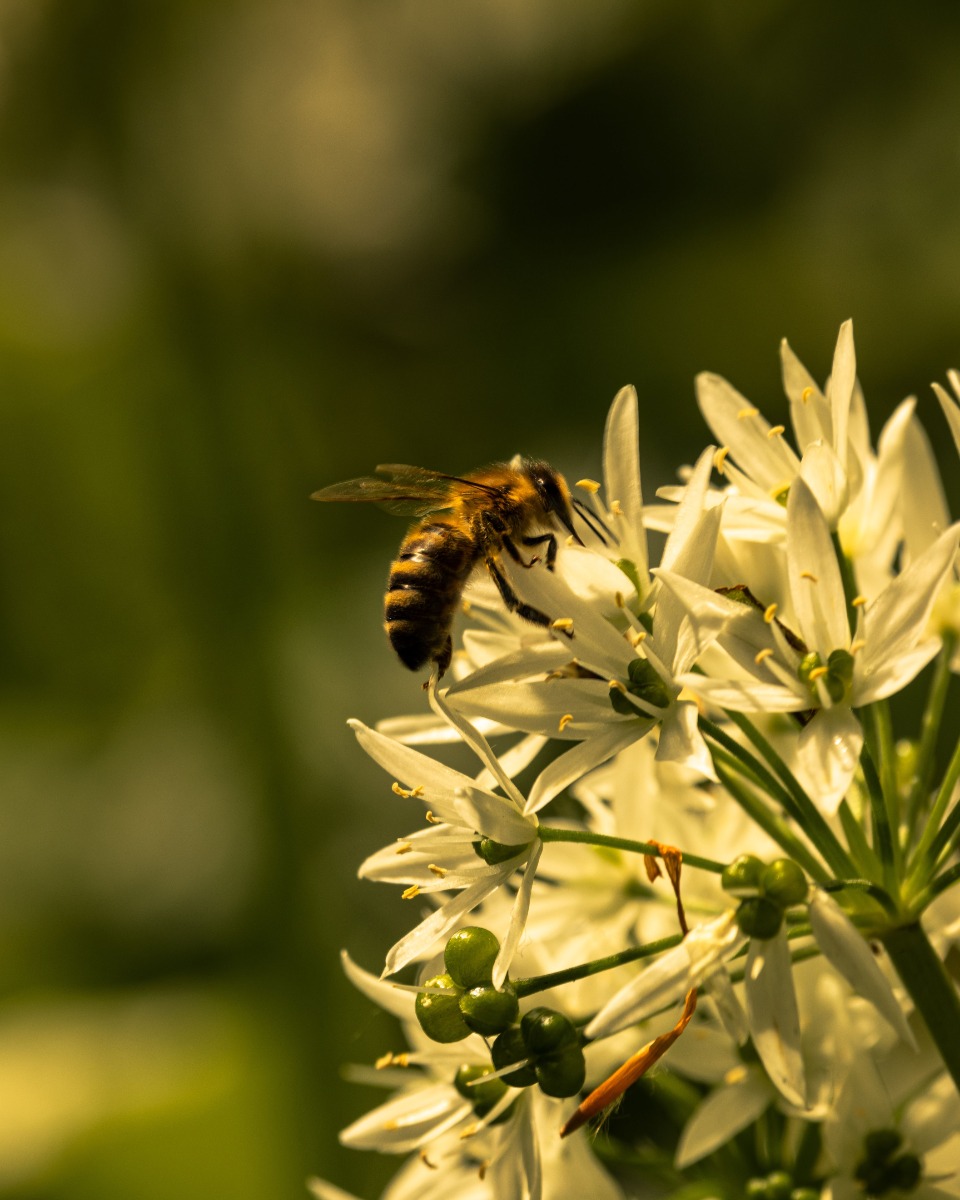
(520, 458), (583, 545)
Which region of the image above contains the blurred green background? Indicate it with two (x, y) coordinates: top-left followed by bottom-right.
(3, 1), (960, 1196)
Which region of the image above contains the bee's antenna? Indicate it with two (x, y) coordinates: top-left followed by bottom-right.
(572, 497), (613, 546)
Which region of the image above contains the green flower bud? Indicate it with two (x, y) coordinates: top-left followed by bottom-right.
(520, 1007), (579, 1055)
(722, 853), (766, 897)
(453, 1064), (509, 1117)
(445, 926), (501, 989)
(474, 837), (531, 865)
(825, 648), (854, 703)
(764, 1171), (793, 1200)
(460, 983), (519, 1037)
(534, 1044), (586, 1098)
(415, 973), (469, 1043)
(737, 896), (783, 940)
(760, 858), (808, 907)
(491, 1027), (537, 1088)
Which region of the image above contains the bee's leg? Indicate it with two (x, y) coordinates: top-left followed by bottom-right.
(501, 534), (539, 569)
(434, 635), (452, 678)
(520, 532), (558, 570)
(486, 558), (573, 638)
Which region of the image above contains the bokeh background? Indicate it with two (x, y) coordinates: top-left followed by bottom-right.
(4, 1), (960, 1196)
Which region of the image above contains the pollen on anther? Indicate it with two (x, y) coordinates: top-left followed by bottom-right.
(767, 424), (786, 439)
(852, 594), (867, 607)
(763, 603), (778, 623)
(801, 386), (814, 404)
(850, 638), (866, 655)
(627, 627), (646, 647)
(424, 810), (442, 825)
(609, 499), (624, 517)
(459, 1123), (479, 1141)
(800, 571), (819, 583)
(376, 1051), (409, 1069)
(808, 666), (828, 682)
(609, 679), (627, 693)
(755, 647), (775, 665)
(576, 478), (601, 493)
(392, 781), (425, 799)
(395, 841), (413, 855)
(713, 446), (730, 474)
(428, 863), (447, 878)
(401, 884), (420, 900)
(558, 712), (574, 732)
(551, 617), (574, 632)
(737, 406), (760, 420)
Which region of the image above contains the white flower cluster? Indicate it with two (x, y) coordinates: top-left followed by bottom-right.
(313, 325), (960, 1200)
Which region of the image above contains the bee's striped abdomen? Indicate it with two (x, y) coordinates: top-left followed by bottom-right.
(384, 519), (477, 673)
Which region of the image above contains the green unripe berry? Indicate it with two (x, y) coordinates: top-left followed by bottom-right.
(445, 927), (501, 989)
(460, 983), (519, 1037)
(760, 858), (808, 907)
(491, 1027), (537, 1088)
(737, 896), (783, 939)
(453, 1064), (509, 1117)
(722, 854), (766, 897)
(474, 837), (532, 865)
(415, 973), (469, 1043)
(534, 1044), (586, 1098)
(745, 1180), (768, 1198)
(520, 1007), (579, 1055)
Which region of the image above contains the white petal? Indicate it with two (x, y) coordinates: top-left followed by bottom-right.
(660, 447), (716, 574)
(339, 1082), (471, 1152)
(675, 1065), (774, 1167)
(452, 786), (538, 845)
(603, 384), (648, 581)
(828, 319), (856, 468)
(799, 440), (847, 529)
(382, 867), (514, 976)
(744, 930), (806, 1108)
(782, 337), (830, 450)
(525, 722), (649, 814)
(656, 701), (717, 780)
(450, 678), (635, 740)
(447, 641), (575, 693)
(786, 478), (849, 656)
(308, 1179), (361, 1200)
(652, 505), (723, 668)
(585, 912), (745, 1040)
(934, 380), (960, 460)
(341, 949), (418, 1019)
(808, 892), (915, 1047)
(349, 720), (477, 803)
(675, 673), (805, 713)
(653, 564), (749, 676)
(493, 841), (543, 989)
(797, 706), (862, 816)
(696, 372), (800, 493)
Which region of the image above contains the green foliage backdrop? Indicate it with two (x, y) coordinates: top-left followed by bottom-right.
(2, 1), (960, 1195)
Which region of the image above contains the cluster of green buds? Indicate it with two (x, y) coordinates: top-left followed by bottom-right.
(415, 927), (586, 1104)
(722, 854), (809, 939)
(745, 1170), (818, 1200)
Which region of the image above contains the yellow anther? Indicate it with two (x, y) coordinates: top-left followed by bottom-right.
(558, 712), (574, 732)
(850, 638), (866, 655)
(755, 647), (775, 665)
(424, 811), (442, 825)
(459, 1122), (480, 1140)
(713, 446), (730, 474)
(615, 591), (625, 608)
(808, 666), (828, 682)
(801, 386), (814, 404)
(551, 617), (574, 632)
(627, 627), (647, 646)
(852, 594), (867, 607)
(737, 406), (760, 420)
(428, 863), (447, 878)
(767, 424), (786, 438)
(724, 1064), (749, 1085)
(763, 603), (778, 623)
(392, 781), (425, 799)
(376, 1051), (410, 1069)
(462, 598), (472, 614)
(609, 499), (624, 516)
(576, 478), (601, 493)
(420, 1150), (438, 1170)
(800, 571), (819, 583)
(395, 841), (413, 855)
(608, 679), (627, 694)
(401, 884), (421, 900)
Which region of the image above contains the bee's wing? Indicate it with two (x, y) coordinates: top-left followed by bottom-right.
(376, 464), (500, 495)
(311, 474), (454, 517)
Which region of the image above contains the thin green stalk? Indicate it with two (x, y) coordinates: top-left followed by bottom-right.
(909, 733), (960, 876)
(860, 727), (898, 892)
(921, 860), (960, 906)
(837, 796), (883, 879)
(881, 922), (960, 1096)
(715, 710), (857, 879)
(867, 699), (902, 863)
(821, 878), (900, 920)
(832, 531), (861, 635)
(712, 756), (827, 882)
(511, 933), (683, 998)
(537, 825), (725, 874)
(906, 636), (956, 842)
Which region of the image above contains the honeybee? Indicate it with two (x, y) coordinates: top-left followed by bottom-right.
(312, 459), (586, 676)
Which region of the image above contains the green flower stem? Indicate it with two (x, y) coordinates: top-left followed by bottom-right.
(832, 532), (861, 636)
(910, 733), (960, 876)
(537, 825), (726, 873)
(700, 710), (849, 883)
(837, 797), (883, 879)
(511, 933), (683, 999)
(821, 878), (900, 920)
(881, 921), (960, 1096)
(712, 756), (827, 882)
(867, 700), (902, 861)
(859, 736), (898, 893)
(906, 635), (956, 841)
(922, 860), (960, 905)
